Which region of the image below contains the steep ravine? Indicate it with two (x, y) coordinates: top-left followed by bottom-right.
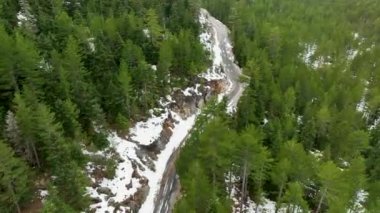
(153, 9), (245, 213)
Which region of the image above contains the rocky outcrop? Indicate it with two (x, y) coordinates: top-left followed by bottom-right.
(121, 184), (150, 212)
(96, 187), (113, 196)
(207, 79), (229, 95)
(169, 90), (201, 119)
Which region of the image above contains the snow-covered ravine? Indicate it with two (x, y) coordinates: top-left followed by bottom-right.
(153, 9), (247, 212)
(85, 8), (244, 213)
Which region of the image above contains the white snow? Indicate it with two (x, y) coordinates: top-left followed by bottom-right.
(297, 115), (303, 125)
(356, 84), (371, 120)
(199, 31), (212, 52)
(347, 49), (358, 61)
(309, 150), (323, 160)
(198, 10), (227, 81)
(16, 12), (28, 26)
(300, 43), (331, 69)
(356, 97), (367, 113)
(159, 95), (174, 107)
(85, 136), (139, 212)
(225, 172), (283, 213)
(87, 38), (96, 52)
(86, 8), (240, 212)
(301, 43), (317, 65)
(38, 189), (48, 198)
(348, 190), (368, 213)
(370, 117), (380, 130)
(353, 33), (359, 40)
(129, 110), (167, 146)
(183, 84), (202, 96)
(38, 59), (52, 72)
(139, 112), (197, 212)
(143, 28), (150, 38)
(86, 110), (197, 212)
(263, 118), (269, 125)
(38, 189), (49, 203)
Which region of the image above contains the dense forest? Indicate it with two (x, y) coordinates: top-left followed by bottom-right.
(175, 0), (380, 212)
(0, 0), (206, 212)
(1, 0), (380, 212)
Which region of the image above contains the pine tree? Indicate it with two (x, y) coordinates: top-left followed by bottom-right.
(0, 140), (32, 213)
(14, 93), (41, 167)
(4, 111), (22, 155)
(118, 60), (133, 117)
(234, 126), (272, 210)
(157, 39), (173, 92)
(54, 99), (81, 139)
(316, 161), (348, 213)
(144, 8), (163, 46)
(198, 117), (232, 188)
(0, 25), (16, 105)
(177, 160), (214, 212)
(271, 158), (291, 207)
(282, 182), (309, 213)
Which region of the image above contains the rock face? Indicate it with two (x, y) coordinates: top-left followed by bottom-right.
(207, 79), (228, 95)
(169, 90), (200, 119)
(136, 85), (213, 171)
(121, 184), (150, 212)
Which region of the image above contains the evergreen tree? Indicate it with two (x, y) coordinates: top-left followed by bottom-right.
(0, 140), (32, 213)
(282, 182), (309, 213)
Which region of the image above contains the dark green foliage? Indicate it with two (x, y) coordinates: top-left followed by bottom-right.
(0, 140), (32, 213)
(175, 0), (380, 212)
(0, 0), (206, 211)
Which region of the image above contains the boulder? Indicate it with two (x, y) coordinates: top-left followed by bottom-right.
(132, 169), (141, 179)
(91, 197), (102, 204)
(126, 180), (133, 190)
(96, 187), (113, 196)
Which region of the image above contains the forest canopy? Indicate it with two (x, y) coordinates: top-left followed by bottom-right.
(175, 0), (380, 212)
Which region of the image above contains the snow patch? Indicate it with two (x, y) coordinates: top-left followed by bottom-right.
(139, 112), (197, 212)
(370, 117), (380, 130)
(87, 38), (96, 52)
(183, 84), (202, 96)
(143, 28), (150, 38)
(309, 150), (323, 160)
(17, 12), (28, 26)
(225, 172), (283, 213)
(198, 10), (226, 81)
(38, 189), (49, 203)
(347, 49), (358, 61)
(300, 43), (331, 69)
(129, 110), (168, 146)
(348, 190), (368, 213)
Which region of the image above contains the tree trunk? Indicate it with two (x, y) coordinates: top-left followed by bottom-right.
(255, 166), (265, 213)
(228, 169), (233, 196)
(240, 160), (248, 211)
(316, 189), (326, 213)
(275, 183), (284, 213)
(31, 142), (41, 168)
(212, 168), (216, 190)
(144, 84), (148, 111)
(9, 183), (21, 213)
(14, 198), (21, 213)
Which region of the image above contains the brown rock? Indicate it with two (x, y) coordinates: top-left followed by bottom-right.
(126, 180), (133, 190)
(132, 169), (141, 179)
